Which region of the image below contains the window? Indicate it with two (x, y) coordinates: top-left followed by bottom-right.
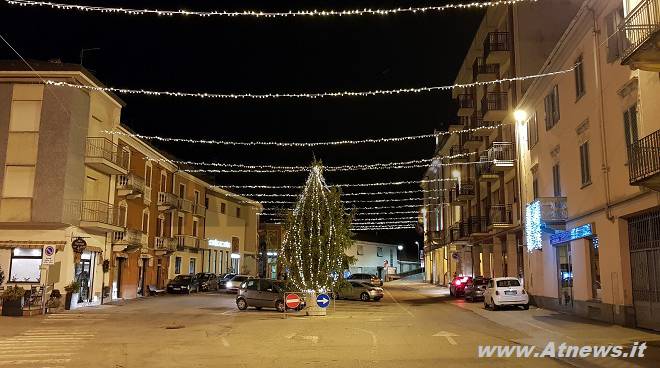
(605, 6), (628, 63)
(220, 202), (226, 214)
(178, 183), (186, 198)
(118, 201), (128, 227)
(357, 244), (364, 255)
(236, 207), (241, 218)
(580, 142), (591, 187)
(245, 280), (258, 290)
(552, 164), (561, 197)
(10, 248), (42, 283)
(194, 190), (200, 204)
(2, 166), (35, 197)
(544, 85), (560, 130)
(141, 209), (149, 233)
(590, 237), (601, 300)
(192, 218), (199, 237)
(156, 215), (164, 237)
(9, 100), (42, 132)
(189, 258), (196, 274)
(160, 171), (167, 192)
(527, 112), (539, 149)
(574, 55), (585, 99)
(175, 257), (182, 274)
(533, 177), (539, 199)
(623, 104), (639, 159)
(377, 247), (383, 257)
(145, 163), (152, 188)
(177, 214), (184, 235)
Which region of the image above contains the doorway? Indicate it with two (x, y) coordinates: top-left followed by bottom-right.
(116, 258), (125, 298)
(138, 258), (148, 296)
(556, 243), (573, 310)
(628, 210), (660, 331)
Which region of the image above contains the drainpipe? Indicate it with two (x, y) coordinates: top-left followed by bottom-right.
(590, 5), (615, 221)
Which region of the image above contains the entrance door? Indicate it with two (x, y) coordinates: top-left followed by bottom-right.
(629, 210), (660, 331)
(156, 259), (162, 288)
(556, 243), (573, 310)
(138, 258), (148, 296)
(116, 258), (124, 298)
(76, 258), (92, 303)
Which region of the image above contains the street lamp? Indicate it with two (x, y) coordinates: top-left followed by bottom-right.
(397, 245), (404, 251)
(514, 109), (528, 123)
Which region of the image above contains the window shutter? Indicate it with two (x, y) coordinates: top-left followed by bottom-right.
(553, 85), (560, 123)
(544, 94), (552, 130)
(624, 109), (632, 148)
(630, 105), (639, 143)
(606, 12), (618, 63)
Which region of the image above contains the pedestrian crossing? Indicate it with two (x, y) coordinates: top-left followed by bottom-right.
(0, 313), (105, 367)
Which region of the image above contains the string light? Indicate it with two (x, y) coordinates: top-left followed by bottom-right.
(262, 203), (444, 211)
(5, 0), (537, 18)
(239, 188), (447, 198)
(213, 178), (457, 190)
(106, 125), (502, 147)
(44, 67), (573, 100)
(351, 225), (416, 231)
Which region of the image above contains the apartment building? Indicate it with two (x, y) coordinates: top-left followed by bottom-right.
(110, 126), (177, 300)
(422, 1), (585, 286)
(0, 60), (127, 308)
(204, 188), (262, 276)
(516, 0), (660, 330)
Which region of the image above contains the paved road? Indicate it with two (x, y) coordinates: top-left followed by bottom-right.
(1, 279), (659, 368)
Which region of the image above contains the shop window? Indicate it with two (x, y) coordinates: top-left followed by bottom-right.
(10, 248), (42, 283)
(590, 237), (601, 300)
(175, 257), (182, 274)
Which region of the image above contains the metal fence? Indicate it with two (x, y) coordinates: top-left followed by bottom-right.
(621, 0), (660, 61)
(85, 137), (129, 170)
(629, 129), (660, 184)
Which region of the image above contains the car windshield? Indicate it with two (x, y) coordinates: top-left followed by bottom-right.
(474, 278), (489, 286)
(197, 274), (210, 280)
(174, 275), (191, 281)
(223, 274), (235, 280)
(273, 282), (290, 292)
(362, 283), (378, 288)
(496, 279), (521, 287)
(232, 276), (247, 282)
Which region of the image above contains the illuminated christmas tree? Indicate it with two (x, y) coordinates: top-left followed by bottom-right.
(280, 163), (354, 293)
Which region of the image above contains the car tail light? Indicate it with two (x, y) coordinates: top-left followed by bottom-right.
(454, 280), (462, 286)
(462, 276), (469, 282)
(495, 290), (500, 295)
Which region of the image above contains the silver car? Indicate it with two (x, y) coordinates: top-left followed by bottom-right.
(236, 279), (301, 312)
(336, 281), (383, 301)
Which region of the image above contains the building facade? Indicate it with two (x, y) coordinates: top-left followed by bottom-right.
(517, 0), (660, 330)
(422, 1), (585, 286)
(346, 240), (399, 280)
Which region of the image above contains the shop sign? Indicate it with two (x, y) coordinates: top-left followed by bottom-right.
(550, 224), (593, 246)
(72, 237), (87, 253)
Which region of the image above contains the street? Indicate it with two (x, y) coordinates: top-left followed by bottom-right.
(1, 278), (659, 368)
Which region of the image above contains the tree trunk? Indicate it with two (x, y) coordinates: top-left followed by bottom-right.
(304, 291), (326, 316)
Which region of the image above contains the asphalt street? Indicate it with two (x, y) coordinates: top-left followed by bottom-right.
(1, 279), (659, 368)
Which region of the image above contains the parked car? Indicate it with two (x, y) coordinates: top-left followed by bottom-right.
(196, 273), (218, 292)
(167, 275), (199, 294)
(217, 273), (236, 289)
(464, 277), (490, 302)
(236, 278), (303, 312)
(335, 281), (383, 301)
(226, 275), (250, 293)
(449, 276), (472, 297)
(347, 273), (382, 287)
(483, 277), (529, 310)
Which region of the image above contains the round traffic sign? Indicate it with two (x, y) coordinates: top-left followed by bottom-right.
(44, 245), (55, 257)
(285, 293), (301, 309)
(316, 293), (330, 308)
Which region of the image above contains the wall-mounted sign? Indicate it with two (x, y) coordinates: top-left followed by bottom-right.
(550, 224), (593, 246)
(42, 245), (56, 265)
(71, 237), (87, 253)
(208, 239), (231, 248)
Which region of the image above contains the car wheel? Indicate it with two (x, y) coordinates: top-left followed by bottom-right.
(276, 300), (285, 313)
(374, 297), (382, 302)
(491, 298), (498, 311)
(360, 293), (370, 302)
(236, 298), (248, 310)
(449, 289), (454, 297)
(466, 296), (472, 302)
(187, 289), (191, 295)
(484, 300), (489, 310)
(523, 304), (530, 310)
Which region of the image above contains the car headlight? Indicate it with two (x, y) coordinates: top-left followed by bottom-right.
(181, 285), (188, 289)
(226, 281), (233, 288)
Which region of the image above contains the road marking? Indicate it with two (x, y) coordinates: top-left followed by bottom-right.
(0, 359), (71, 366)
(353, 328), (378, 353)
(221, 337), (230, 347)
(221, 310), (237, 315)
(383, 288), (415, 318)
(433, 331), (458, 345)
(0, 353), (74, 358)
(285, 333), (297, 339)
(301, 336), (319, 344)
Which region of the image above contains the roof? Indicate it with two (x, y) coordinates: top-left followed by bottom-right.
(0, 59), (126, 106)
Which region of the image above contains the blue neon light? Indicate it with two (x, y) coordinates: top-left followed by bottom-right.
(550, 224), (593, 245)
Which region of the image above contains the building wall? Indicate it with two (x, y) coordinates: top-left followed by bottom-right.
(346, 240), (399, 278)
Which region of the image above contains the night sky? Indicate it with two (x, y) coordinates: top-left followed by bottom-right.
(0, 0), (484, 251)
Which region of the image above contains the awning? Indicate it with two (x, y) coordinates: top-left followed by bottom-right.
(0, 240), (66, 251)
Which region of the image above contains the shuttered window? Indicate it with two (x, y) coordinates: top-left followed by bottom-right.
(574, 55), (585, 99)
(527, 111), (539, 149)
(544, 85), (560, 130)
(580, 142), (591, 187)
(623, 104), (639, 159)
(552, 164), (561, 197)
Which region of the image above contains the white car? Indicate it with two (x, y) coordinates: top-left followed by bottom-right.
(483, 277), (529, 310)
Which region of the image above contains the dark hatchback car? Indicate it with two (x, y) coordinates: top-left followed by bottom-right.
(464, 277), (490, 302)
(347, 273), (382, 287)
(196, 273), (218, 292)
(449, 276), (472, 297)
(217, 273), (236, 289)
(236, 278), (303, 312)
(167, 275), (199, 294)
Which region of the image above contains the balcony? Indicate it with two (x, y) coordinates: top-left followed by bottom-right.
(461, 132), (483, 150)
(157, 192), (178, 211)
(535, 197), (568, 225)
(449, 145), (469, 162)
(116, 173), (145, 198)
(457, 94), (476, 117)
(456, 181), (476, 201)
(481, 92), (508, 122)
(84, 137), (129, 175)
(175, 235), (205, 250)
(112, 229), (148, 252)
(620, 0), (660, 72)
(192, 203), (207, 218)
(450, 222), (470, 243)
(477, 158), (499, 182)
(487, 142), (515, 170)
(155, 236), (178, 252)
(468, 114), (499, 137)
(67, 200), (124, 233)
(629, 129), (660, 191)
(472, 57), (499, 82)
(178, 198), (194, 213)
(489, 204), (514, 228)
(484, 32), (512, 65)
(467, 216), (490, 235)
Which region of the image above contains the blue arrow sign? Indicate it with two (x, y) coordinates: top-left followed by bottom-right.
(316, 293), (330, 308)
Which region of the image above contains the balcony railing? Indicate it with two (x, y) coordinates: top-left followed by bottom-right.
(85, 137), (129, 172)
(472, 57), (499, 81)
(157, 192), (179, 210)
(457, 94), (475, 109)
(116, 173), (145, 195)
(620, 0), (659, 62)
(155, 236), (178, 251)
(488, 142), (515, 167)
(489, 204), (513, 227)
(456, 181), (476, 200)
(176, 234), (202, 249)
(535, 197), (568, 223)
(481, 92), (508, 120)
(112, 229), (148, 246)
(484, 32), (512, 60)
(629, 129), (660, 186)
(64, 200), (122, 229)
(192, 202), (207, 217)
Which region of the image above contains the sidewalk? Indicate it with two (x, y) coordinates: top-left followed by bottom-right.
(389, 277), (660, 368)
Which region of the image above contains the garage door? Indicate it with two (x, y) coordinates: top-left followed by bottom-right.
(629, 209), (660, 331)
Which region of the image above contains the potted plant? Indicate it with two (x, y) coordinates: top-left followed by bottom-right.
(1, 286), (25, 317)
(63, 281), (80, 310)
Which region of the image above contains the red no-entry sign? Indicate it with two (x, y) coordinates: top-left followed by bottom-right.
(285, 293), (301, 309)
